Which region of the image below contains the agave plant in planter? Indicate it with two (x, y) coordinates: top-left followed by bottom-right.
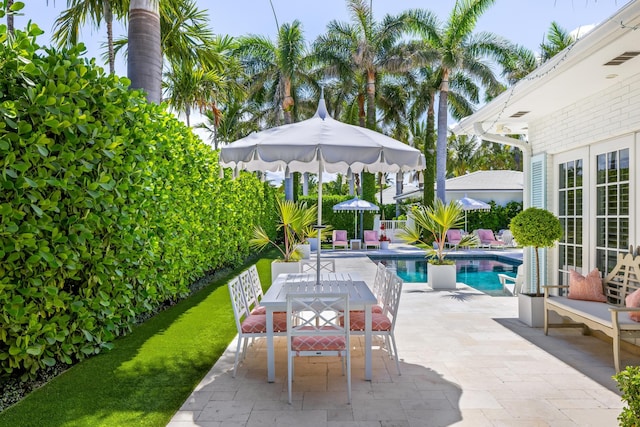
(398, 199), (478, 289)
(249, 198), (318, 281)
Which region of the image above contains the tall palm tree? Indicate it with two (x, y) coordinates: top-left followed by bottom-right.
(237, 20), (315, 200)
(403, 0), (512, 202)
(237, 20), (312, 127)
(313, 0), (409, 205)
(53, 0), (127, 74)
(128, 0), (161, 103)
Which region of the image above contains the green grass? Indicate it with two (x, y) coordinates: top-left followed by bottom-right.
(0, 256), (276, 427)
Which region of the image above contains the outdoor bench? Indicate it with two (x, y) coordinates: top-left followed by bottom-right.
(543, 246), (640, 372)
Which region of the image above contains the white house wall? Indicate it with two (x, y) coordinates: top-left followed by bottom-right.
(527, 70), (640, 288)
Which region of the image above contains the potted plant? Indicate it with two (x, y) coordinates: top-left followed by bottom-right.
(509, 207), (563, 327)
(398, 199), (478, 289)
(379, 224), (391, 249)
(250, 198), (318, 282)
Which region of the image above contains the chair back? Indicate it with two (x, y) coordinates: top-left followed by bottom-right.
(477, 229), (496, 243)
(363, 230), (378, 242)
(287, 293), (349, 341)
(301, 259), (336, 273)
(501, 230), (515, 246)
(228, 277), (249, 332)
(446, 229), (462, 242)
(372, 262), (387, 302)
(383, 274), (403, 331)
(333, 230), (347, 242)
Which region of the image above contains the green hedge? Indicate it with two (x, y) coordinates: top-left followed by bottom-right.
(0, 24), (275, 380)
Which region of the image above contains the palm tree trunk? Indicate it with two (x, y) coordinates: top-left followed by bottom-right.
(103, 1), (115, 74)
(6, 0), (14, 35)
(357, 94), (366, 127)
(282, 77), (295, 200)
(423, 94), (436, 208)
(365, 71), (376, 130)
(128, 0), (162, 104)
(436, 72), (449, 202)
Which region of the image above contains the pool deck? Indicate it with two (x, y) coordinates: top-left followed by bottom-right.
(168, 244), (633, 426)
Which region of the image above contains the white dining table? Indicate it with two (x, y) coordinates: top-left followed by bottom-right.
(261, 272), (377, 382)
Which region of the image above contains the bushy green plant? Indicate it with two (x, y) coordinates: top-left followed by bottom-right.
(398, 199), (478, 265)
(0, 24), (275, 380)
(509, 207), (563, 296)
(614, 366), (640, 426)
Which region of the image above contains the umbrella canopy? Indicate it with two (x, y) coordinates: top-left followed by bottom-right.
(220, 95), (425, 281)
(456, 195), (491, 231)
(333, 197), (379, 240)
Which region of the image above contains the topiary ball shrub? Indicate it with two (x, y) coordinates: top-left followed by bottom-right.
(510, 207), (562, 296)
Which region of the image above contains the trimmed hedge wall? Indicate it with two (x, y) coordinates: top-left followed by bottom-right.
(0, 25), (275, 380)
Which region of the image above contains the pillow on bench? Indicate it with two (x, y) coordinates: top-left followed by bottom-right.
(626, 289), (640, 322)
(568, 268), (607, 302)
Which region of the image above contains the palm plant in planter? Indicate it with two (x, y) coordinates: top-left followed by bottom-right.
(398, 199), (478, 289)
(509, 207), (562, 327)
(250, 198), (317, 281)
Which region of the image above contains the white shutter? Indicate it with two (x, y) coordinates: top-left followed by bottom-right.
(527, 154), (547, 291)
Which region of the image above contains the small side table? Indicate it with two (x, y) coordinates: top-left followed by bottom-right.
(350, 239), (361, 250)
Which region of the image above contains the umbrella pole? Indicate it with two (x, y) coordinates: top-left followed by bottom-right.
(316, 160), (323, 285)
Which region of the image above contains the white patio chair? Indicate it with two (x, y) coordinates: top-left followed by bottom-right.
(286, 293), (351, 404)
(300, 259), (335, 273)
(228, 276), (287, 377)
(498, 264), (524, 296)
(349, 273), (403, 375)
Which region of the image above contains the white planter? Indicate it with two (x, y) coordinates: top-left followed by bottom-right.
(271, 260), (301, 283)
(428, 263), (457, 290)
(379, 241), (389, 250)
(307, 238), (318, 251)
(297, 244), (311, 259)
(518, 293), (545, 327)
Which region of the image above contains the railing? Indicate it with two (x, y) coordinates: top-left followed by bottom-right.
(376, 220), (407, 243)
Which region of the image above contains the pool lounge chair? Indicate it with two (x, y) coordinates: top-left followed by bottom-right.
(475, 229), (506, 249)
(445, 229), (463, 249)
(332, 230), (349, 250)
(363, 230), (380, 249)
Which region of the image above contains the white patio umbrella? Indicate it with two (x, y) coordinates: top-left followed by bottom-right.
(220, 94), (425, 283)
(333, 197), (379, 240)
(456, 195), (491, 232)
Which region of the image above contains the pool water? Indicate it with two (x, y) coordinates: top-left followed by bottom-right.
(370, 256), (521, 296)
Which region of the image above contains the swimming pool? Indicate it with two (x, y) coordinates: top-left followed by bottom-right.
(368, 254), (522, 296)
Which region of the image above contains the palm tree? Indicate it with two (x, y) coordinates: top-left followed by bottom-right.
(52, 0), (127, 74)
(237, 20), (312, 127)
(312, 0), (410, 206)
(237, 20), (315, 200)
(5, 0), (15, 35)
(128, 0), (161, 103)
(540, 21), (575, 63)
(403, 0), (512, 202)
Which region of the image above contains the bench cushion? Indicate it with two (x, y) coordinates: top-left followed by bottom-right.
(547, 296), (640, 329)
(626, 289), (640, 322)
(568, 268), (607, 302)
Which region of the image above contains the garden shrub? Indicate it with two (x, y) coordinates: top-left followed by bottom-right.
(614, 366), (640, 426)
(0, 24), (274, 380)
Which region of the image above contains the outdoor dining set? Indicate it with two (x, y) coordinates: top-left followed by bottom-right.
(228, 262), (403, 404)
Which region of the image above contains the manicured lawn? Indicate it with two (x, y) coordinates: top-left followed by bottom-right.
(0, 256), (276, 427)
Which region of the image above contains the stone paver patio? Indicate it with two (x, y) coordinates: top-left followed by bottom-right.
(168, 246), (637, 426)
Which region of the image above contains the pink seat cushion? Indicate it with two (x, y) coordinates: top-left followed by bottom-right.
(567, 269), (607, 302)
(335, 230), (347, 241)
(292, 335), (346, 352)
(250, 305), (266, 315)
(241, 313), (288, 333)
(626, 289), (640, 322)
(364, 231), (378, 243)
(350, 305), (384, 314)
(447, 230), (462, 242)
(349, 312), (392, 331)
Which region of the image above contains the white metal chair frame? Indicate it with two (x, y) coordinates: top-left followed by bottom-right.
(300, 259), (336, 273)
(286, 293), (351, 404)
(350, 273), (403, 375)
(228, 276), (286, 377)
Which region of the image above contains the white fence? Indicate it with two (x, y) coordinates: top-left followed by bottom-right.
(374, 218), (408, 243)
